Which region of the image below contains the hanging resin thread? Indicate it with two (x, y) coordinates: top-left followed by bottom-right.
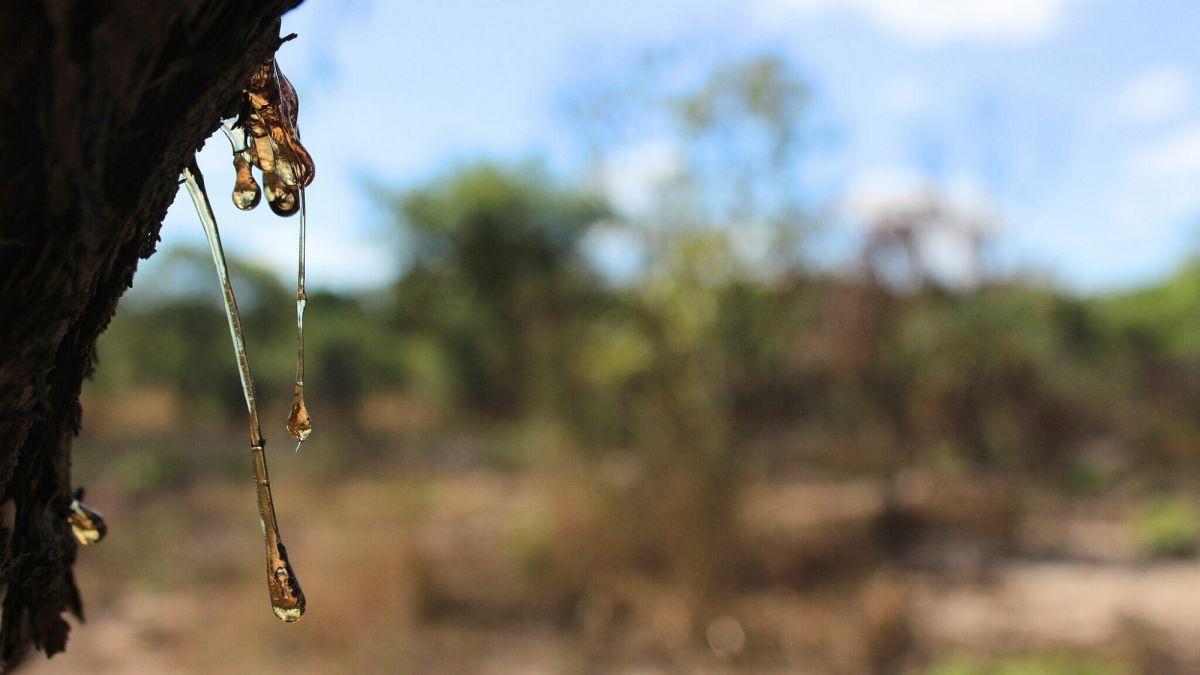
(182, 157), (306, 622)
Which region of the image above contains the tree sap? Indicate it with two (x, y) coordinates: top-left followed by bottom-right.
(181, 158), (306, 622)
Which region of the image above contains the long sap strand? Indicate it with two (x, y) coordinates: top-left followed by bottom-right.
(182, 158), (306, 623)
(287, 188), (311, 447)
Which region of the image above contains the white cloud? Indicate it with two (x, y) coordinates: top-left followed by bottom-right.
(840, 166), (928, 221)
(758, 0), (1088, 45)
(1116, 66), (1193, 125)
(1127, 124), (1200, 179)
(1119, 125), (1200, 245)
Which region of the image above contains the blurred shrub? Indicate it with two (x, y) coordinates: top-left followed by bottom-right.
(92, 50), (1200, 490)
(93, 173), (1200, 495)
(927, 652), (1126, 675)
(107, 448), (192, 498)
(386, 163), (608, 418)
(1133, 495), (1200, 558)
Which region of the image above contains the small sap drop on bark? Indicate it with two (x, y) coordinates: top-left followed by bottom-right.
(67, 491), (107, 546)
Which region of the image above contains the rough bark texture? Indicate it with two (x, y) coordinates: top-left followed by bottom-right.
(0, 0), (301, 667)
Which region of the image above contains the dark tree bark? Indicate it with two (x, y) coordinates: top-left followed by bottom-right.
(0, 0), (301, 667)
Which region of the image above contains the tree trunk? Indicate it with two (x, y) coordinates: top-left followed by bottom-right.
(0, 0), (301, 666)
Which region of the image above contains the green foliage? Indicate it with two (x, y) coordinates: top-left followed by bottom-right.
(927, 653), (1125, 675)
(505, 506), (555, 578)
(107, 447), (192, 497)
(94, 248), (293, 418)
(1133, 495), (1200, 558)
(1101, 259), (1200, 359)
(96, 160), (1200, 488)
(388, 163), (608, 416)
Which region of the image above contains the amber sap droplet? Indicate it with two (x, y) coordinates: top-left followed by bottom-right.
(67, 493), (107, 546)
(264, 172), (299, 217)
(287, 388), (312, 443)
(252, 444), (306, 622)
(271, 563), (305, 623)
(268, 125), (313, 190)
(232, 153), (261, 210)
(273, 134), (312, 189)
(243, 58), (315, 190)
(273, 152), (301, 190)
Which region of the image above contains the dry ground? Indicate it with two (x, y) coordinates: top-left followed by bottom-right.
(16, 463), (1200, 674)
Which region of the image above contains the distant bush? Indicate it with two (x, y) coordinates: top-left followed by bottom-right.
(1133, 495), (1200, 558)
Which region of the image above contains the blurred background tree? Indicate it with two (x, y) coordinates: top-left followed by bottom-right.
(388, 164), (608, 417)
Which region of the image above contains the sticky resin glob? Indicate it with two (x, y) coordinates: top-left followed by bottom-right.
(226, 57), (315, 449)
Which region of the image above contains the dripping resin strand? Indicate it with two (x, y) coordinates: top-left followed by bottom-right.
(273, 63), (313, 446)
(289, 187), (311, 448)
(182, 158), (306, 623)
(269, 60), (311, 446)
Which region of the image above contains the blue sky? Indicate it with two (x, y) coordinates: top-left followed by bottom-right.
(155, 0), (1200, 293)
